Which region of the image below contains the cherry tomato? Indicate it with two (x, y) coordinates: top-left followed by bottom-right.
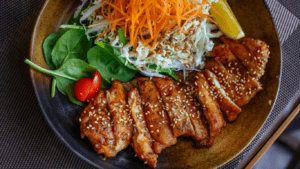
(74, 71), (101, 101)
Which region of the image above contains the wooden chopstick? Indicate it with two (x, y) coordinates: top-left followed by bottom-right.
(245, 103), (300, 169)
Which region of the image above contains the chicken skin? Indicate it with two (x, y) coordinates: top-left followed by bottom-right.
(106, 80), (133, 153)
(153, 76), (195, 138)
(137, 77), (177, 154)
(128, 88), (158, 168)
(175, 81), (209, 142)
(206, 58), (262, 107)
(221, 37), (270, 79)
(203, 70), (242, 122)
(208, 44), (263, 107)
(194, 72), (226, 143)
(80, 90), (116, 157)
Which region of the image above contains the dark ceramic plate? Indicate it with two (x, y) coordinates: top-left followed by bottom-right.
(29, 0), (281, 168)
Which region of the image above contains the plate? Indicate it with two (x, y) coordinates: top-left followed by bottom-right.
(29, 0), (281, 168)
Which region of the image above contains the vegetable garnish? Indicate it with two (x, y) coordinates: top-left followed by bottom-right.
(74, 71), (101, 101)
(210, 0), (245, 39)
(89, 0), (215, 50)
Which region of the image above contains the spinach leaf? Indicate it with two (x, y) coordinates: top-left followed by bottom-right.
(25, 58), (107, 106)
(56, 77), (84, 106)
(43, 29), (68, 69)
(97, 41), (137, 71)
(51, 29), (91, 69)
(87, 45), (138, 83)
(146, 64), (178, 80)
(118, 28), (127, 46)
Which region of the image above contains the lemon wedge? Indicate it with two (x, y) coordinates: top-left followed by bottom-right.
(210, 0), (245, 39)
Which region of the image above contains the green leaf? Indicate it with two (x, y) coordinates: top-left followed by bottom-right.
(146, 64), (178, 80)
(25, 58), (98, 82)
(118, 28), (127, 46)
(42, 29), (68, 69)
(51, 29), (91, 69)
(97, 41), (137, 71)
(25, 58), (109, 106)
(55, 77), (84, 106)
(87, 45), (137, 83)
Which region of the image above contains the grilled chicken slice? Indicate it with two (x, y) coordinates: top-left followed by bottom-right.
(175, 82), (209, 142)
(80, 90), (116, 157)
(210, 44), (263, 107)
(137, 77), (177, 154)
(203, 70), (242, 122)
(106, 80), (133, 153)
(153, 76), (195, 138)
(211, 44), (250, 78)
(221, 37), (270, 79)
(128, 88), (158, 168)
(206, 58), (262, 107)
(194, 72), (226, 144)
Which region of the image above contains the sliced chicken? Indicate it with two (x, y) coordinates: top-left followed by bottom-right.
(211, 44), (250, 79)
(206, 58), (262, 107)
(210, 44), (263, 107)
(221, 37), (270, 79)
(203, 69), (242, 122)
(175, 81), (209, 142)
(137, 77), (177, 154)
(80, 90), (116, 157)
(106, 80), (133, 153)
(194, 72), (226, 144)
(128, 88), (158, 168)
(152, 76), (195, 138)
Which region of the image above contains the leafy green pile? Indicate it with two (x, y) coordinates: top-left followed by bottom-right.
(25, 6), (177, 106)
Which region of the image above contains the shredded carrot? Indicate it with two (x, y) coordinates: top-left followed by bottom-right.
(93, 0), (217, 50)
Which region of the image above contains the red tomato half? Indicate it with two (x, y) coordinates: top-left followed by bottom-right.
(74, 71), (101, 102)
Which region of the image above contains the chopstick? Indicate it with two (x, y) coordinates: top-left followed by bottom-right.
(245, 103), (300, 169)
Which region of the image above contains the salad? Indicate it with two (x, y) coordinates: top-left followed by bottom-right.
(25, 0), (243, 106)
